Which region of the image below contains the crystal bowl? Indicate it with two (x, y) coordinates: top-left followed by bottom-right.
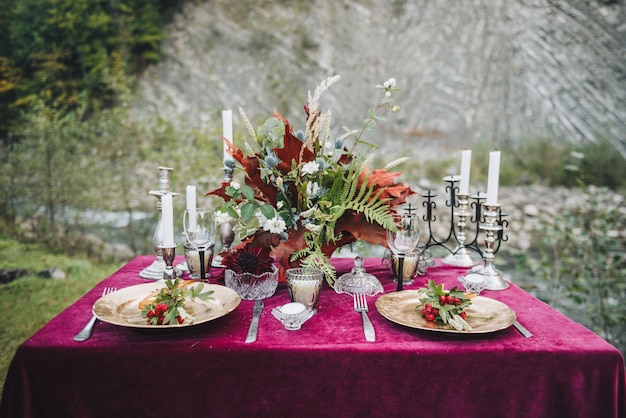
(458, 274), (489, 295)
(224, 265), (278, 300)
(271, 302), (315, 330)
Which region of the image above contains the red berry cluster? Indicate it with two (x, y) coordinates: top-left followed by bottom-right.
(421, 303), (439, 321)
(145, 303), (184, 325)
(421, 299), (467, 322)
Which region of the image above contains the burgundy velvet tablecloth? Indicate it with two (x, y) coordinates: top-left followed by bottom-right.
(1, 256), (625, 418)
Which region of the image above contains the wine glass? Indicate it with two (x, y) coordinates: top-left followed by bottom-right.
(387, 213), (420, 291)
(183, 209), (217, 281)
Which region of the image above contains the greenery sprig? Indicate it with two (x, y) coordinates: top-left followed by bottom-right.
(417, 279), (473, 331)
(141, 279), (214, 325)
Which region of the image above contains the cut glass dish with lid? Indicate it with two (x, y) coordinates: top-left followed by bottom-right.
(334, 256), (384, 296)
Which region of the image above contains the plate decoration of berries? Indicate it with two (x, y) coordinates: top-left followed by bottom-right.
(417, 279), (473, 331)
(141, 279), (214, 325)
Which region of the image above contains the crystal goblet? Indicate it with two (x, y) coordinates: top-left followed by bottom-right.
(183, 209), (217, 281)
(387, 213), (420, 292)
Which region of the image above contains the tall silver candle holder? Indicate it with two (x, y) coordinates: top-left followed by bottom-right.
(160, 245), (178, 281)
(421, 176), (509, 290)
(219, 165), (235, 252)
(441, 193), (476, 267)
(139, 166), (182, 280)
(464, 203), (509, 290)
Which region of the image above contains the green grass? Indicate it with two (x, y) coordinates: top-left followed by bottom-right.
(0, 238), (120, 399)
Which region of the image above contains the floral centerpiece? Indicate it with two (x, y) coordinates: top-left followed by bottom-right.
(208, 76), (414, 285)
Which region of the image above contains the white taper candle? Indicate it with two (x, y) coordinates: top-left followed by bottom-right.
(486, 151), (501, 205)
(161, 194), (175, 247)
(186, 185), (197, 231)
(459, 149), (472, 195)
(222, 109), (233, 163)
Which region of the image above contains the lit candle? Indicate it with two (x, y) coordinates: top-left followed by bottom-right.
(486, 151), (501, 205)
(459, 150), (472, 195)
(161, 194), (175, 247)
(186, 184), (197, 231)
(222, 109), (233, 163)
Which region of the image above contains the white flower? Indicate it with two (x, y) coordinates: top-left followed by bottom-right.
(306, 181), (320, 196)
(301, 161), (320, 176)
(383, 78), (396, 89)
(263, 215), (287, 234)
(230, 181), (241, 190)
(392, 105), (400, 112)
(324, 141), (334, 156)
(215, 211), (234, 225)
(276, 201), (284, 210)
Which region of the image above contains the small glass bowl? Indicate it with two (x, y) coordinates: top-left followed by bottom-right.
(271, 302), (315, 330)
(224, 265), (278, 300)
(458, 274), (489, 295)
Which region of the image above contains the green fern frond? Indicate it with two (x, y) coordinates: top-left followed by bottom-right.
(299, 251), (337, 285)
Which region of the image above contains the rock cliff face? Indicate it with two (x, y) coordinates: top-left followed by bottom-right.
(135, 0), (626, 158)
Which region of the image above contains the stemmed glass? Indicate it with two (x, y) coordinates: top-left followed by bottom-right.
(183, 209), (217, 281)
(387, 213), (420, 292)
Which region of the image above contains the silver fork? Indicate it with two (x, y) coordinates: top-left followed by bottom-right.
(73, 287), (116, 342)
(353, 293), (375, 342)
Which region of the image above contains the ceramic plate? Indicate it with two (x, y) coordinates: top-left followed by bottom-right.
(375, 290), (516, 334)
(93, 282), (241, 329)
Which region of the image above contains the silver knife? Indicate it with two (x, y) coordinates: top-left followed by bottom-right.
(245, 299), (264, 343)
(513, 320), (533, 338)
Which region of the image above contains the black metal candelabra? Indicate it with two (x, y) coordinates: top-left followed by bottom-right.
(418, 176), (510, 290)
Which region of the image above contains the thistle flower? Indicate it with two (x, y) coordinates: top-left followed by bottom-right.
(264, 153), (278, 168)
(223, 246), (274, 275)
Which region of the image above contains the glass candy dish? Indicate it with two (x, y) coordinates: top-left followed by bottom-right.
(458, 274), (489, 295)
(334, 256), (383, 297)
(272, 302), (315, 330)
(224, 265), (279, 300)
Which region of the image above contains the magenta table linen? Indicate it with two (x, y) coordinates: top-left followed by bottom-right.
(1, 256), (624, 418)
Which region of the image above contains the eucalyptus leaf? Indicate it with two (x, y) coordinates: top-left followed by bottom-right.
(240, 202), (257, 221)
(242, 184), (256, 201)
(260, 204), (276, 219)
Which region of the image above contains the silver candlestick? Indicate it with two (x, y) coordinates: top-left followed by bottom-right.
(465, 203), (509, 290)
(160, 245), (178, 281)
(140, 166), (181, 280)
(442, 194), (478, 267)
(219, 165), (235, 253)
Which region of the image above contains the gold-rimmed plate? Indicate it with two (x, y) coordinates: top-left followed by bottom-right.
(93, 282), (241, 329)
(375, 290), (516, 334)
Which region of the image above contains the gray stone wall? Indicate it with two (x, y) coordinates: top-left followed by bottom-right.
(135, 0), (626, 157)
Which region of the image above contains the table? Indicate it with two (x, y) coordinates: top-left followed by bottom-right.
(1, 256), (625, 418)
